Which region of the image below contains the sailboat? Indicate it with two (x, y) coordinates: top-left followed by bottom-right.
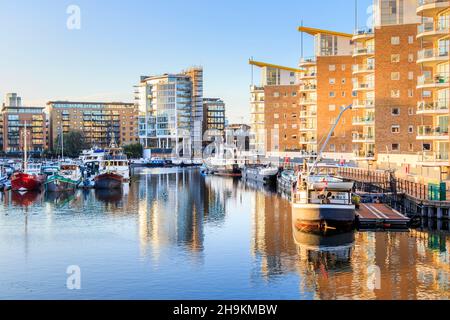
(44, 131), (81, 192)
(11, 122), (46, 192)
(291, 105), (356, 233)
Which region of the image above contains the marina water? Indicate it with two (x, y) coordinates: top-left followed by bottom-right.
(0, 168), (449, 300)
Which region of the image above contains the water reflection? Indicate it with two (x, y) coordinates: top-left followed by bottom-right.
(0, 168), (449, 299)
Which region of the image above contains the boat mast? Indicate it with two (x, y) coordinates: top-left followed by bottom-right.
(23, 121), (28, 172)
(61, 127), (64, 160)
(309, 104), (353, 175)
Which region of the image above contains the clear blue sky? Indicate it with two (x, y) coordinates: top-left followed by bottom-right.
(0, 0), (372, 123)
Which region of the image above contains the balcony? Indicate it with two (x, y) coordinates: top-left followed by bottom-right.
(417, 0), (450, 17)
(353, 82), (375, 91)
(353, 150), (376, 161)
(299, 137), (317, 145)
(353, 46), (375, 57)
(352, 64), (375, 75)
(417, 72), (449, 89)
(417, 125), (449, 140)
(352, 116), (375, 126)
(298, 98), (315, 106)
(299, 72), (317, 79)
(417, 100), (449, 114)
(352, 133), (375, 143)
(299, 124), (316, 132)
(417, 48), (449, 66)
(417, 21), (450, 41)
(299, 57), (316, 67)
(300, 84), (317, 92)
(299, 110), (317, 118)
(352, 28), (375, 41)
(417, 151), (450, 166)
(353, 99), (375, 109)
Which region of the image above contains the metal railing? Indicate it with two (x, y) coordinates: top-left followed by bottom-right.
(417, 125), (449, 137)
(417, 100), (449, 112)
(353, 100), (375, 108)
(417, 48), (449, 60)
(417, 72), (449, 85)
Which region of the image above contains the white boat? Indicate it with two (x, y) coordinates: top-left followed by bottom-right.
(242, 165), (279, 185)
(291, 104), (356, 233)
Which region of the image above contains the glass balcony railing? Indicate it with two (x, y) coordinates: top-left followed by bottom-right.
(299, 137), (317, 144)
(353, 27), (375, 37)
(299, 99), (316, 105)
(417, 125), (449, 137)
(300, 110), (317, 117)
(417, 100), (449, 112)
(418, 21), (450, 34)
(353, 46), (375, 55)
(418, 151), (449, 162)
(352, 116), (375, 125)
(354, 82), (375, 90)
(353, 100), (375, 108)
(300, 124), (316, 130)
(417, 48), (449, 60)
(352, 133), (375, 142)
(418, 0), (449, 6)
(300, 84), (317, 91)
(352, 64), (375, 73)
(354, 150), (375, 159)
(417, 72), (450, 86)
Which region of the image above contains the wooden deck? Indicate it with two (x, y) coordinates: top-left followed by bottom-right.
(357, 203), (410, 230)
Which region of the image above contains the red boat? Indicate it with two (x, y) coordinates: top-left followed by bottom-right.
(11, 172), (45, 192)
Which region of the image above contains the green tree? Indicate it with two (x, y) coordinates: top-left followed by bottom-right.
(123, 143), (143, 159)
(54, 130), (88, 158)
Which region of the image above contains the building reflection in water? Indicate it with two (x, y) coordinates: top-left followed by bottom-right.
(249, 183), (450, 299)
(137, 168), (228, 262)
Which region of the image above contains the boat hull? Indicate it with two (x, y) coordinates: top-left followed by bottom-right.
(243, 169), (278, 185)
(11, 173), (44, 192)
(45, 177), (78, 193)
(292, 204), (356, 233)
(205, 164), (242, 177)
(94, 173), (123, 189)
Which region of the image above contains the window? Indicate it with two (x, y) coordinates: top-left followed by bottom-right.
(329, 92), (335, 97)
(408, 125), (414, 134)
(329, 78), (336, 84)
(408, 36), (414, 44)
(329, 144), (336, 152)
(391, 36), (400, 45)
(391, 54), (400, 63)
(341, 65), (346, 71)
(342, 78), (346, 84)
(329, 105), (336, 111)
(329, 65), (336, 71)
(391, 125), (400, 133)
(391, 107), (400, 116)
(408, 89), (414, 98)
(341, 144), (346, 152)
(408, 71), (414, 80)
(341, 91), (346, 97)
(408, 53), (414, 63)
(391, 89), (400, 98)
(292, 92), (297, 97)
(392, 143), (400, 151)
(391, 72), (400, 80)
(408, 107), (414, 115)
(274, 113), (279, 119)
(423, 143), (431, 151)
(273, 92), (280, 97)
(409, 143), (414, 152)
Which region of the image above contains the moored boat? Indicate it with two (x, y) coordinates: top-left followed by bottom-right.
(242, 165), (279, 186)
(277, 169), (297, 194)
(94, 172), (123, 189)
(44, 164), (81, 193)
(11, 163), (46, 192)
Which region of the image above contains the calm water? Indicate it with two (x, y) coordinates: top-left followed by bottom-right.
(0, 168), (449, 300)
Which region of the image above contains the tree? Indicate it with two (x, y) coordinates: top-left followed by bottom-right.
(54, 130), (88, 158)
(123, 143), (143, 159)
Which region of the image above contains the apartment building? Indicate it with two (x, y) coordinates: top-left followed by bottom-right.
(415, 0), (450, 179)
(2, 93), (47, 155)
(298, 27), (355, 159)
(249, 60), (301, 156)
(136, 67), (204, 158)
(47, 101), (138, 150)
(203, 98), (226, 136)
